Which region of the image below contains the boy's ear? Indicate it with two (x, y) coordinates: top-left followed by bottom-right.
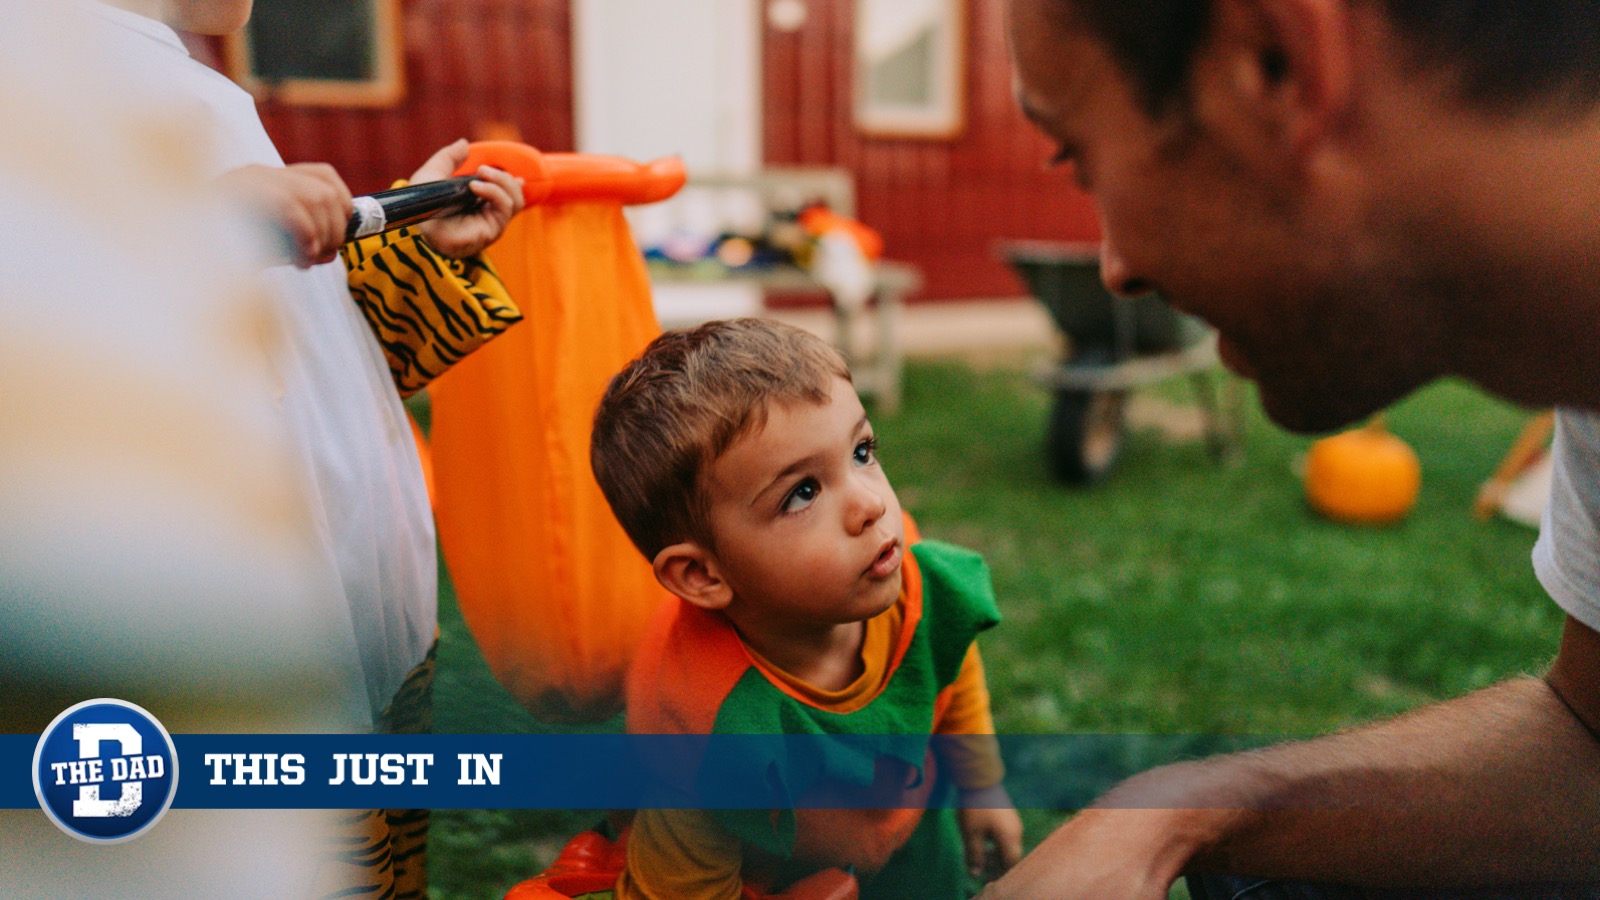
(652, 542), (733, 611)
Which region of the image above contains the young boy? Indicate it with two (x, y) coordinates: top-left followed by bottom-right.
(591, 318), (1023, 899)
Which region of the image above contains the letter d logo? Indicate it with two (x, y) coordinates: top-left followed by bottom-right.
(33, 699), (178, 843)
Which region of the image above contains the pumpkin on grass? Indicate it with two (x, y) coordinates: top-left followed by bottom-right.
(1303, 416), (1421, 525)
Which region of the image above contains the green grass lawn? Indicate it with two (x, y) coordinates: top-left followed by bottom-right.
(424, 360), (1560, 899)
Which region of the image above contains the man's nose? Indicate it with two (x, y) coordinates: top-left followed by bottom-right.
(1100, 233), (1153, 298)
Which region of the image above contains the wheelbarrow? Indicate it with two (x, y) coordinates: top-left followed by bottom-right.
(1000, 240), (1239, 484)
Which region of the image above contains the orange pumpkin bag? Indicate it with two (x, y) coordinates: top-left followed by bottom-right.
(505, 828), (858, 900)
(429, 145), (684, 722)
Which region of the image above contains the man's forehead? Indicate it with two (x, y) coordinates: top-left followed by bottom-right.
(1009, 2), (1104, 120)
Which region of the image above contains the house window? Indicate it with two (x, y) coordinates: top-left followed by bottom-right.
(853, 0), (965, 138)
(224, 0), (403, 107)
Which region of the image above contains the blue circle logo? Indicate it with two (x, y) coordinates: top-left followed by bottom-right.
(32, 699), (179, 843)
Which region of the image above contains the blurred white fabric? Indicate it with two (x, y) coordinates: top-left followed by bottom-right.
(82, 0), (437, 729)
(0, 0), (365, 894)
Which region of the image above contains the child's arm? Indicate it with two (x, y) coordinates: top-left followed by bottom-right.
(340, 222), (522, 396)
(339, 140), (527, 396)
(406, 138), (525, 259)
(616, 808), (745, 900)
(216, 162), (352, 268)
(935, 643), (1024, 881)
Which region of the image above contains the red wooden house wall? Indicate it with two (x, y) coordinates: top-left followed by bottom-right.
(764, 0), (1102, 300)
(197, 0), (1092, 301)
(212, 0), (575, 197)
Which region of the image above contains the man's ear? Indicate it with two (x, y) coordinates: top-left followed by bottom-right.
(1193, 0), (1353, 166)
(652, 542), (733, 611)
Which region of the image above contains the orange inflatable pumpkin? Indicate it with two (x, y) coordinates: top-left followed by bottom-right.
(429, 144), (685, 722)
(1304, 417), (1421, 525)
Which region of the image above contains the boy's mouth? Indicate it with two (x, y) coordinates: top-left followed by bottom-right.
(865, 539), (902, 579)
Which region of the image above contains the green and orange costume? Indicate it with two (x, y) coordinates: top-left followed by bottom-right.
(619, 539), (1004, 900)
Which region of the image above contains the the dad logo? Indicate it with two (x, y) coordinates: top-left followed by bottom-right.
(32, 699), (178, 843)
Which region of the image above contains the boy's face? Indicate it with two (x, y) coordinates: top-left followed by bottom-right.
(700, 377), (906, 632)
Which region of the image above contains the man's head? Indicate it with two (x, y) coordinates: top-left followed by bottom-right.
(1010, 0), (1600, 431)
(1051, 0), (1600, 118)
(593, 319), (906, 636)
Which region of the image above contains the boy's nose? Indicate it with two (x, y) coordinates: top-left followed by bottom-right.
(846, 477), (888, 535)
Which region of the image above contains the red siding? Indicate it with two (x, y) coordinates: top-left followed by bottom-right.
(197, 0), (1081, 300)
(763, 0), (1101, 300)
(235, 0), (574, 197)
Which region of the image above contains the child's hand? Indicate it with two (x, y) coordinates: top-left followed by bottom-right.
(958, 784), (1024, 882)
(218, 163), (352, 268)
(410, 138), (526, 259)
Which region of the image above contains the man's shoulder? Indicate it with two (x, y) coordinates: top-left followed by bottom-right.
(1556, 407), (1600, 452)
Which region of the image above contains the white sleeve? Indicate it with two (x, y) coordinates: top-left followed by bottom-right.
(1532, 408), (1600, 631)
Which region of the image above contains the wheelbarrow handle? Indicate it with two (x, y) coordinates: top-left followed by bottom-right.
(345, 175), (481, 242)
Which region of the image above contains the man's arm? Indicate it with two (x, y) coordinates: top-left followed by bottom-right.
(981, 615), (1600, 899)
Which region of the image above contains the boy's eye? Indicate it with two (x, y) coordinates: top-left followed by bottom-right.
(781, 478), (819, 513)
(853, 437), (879, 466)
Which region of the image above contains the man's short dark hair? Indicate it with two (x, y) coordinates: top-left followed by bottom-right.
(1055, 0), (1600, 116)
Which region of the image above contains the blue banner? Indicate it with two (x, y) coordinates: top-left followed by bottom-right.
(4, 732), (1269, 811)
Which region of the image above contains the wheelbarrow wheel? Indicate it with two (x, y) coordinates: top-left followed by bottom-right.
(1046, 388), (1127, 484)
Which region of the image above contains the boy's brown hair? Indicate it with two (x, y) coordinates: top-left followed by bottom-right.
(591, 318), (851, 559)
